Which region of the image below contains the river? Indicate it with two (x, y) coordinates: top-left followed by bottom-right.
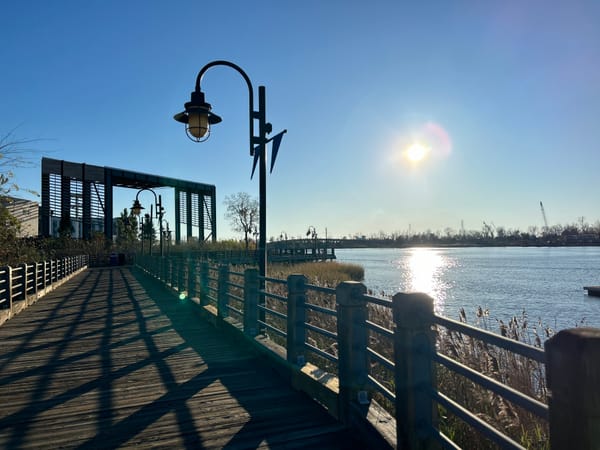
(335, 247), (600, 331)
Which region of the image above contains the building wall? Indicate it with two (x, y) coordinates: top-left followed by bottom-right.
(3, 197), (39, 237)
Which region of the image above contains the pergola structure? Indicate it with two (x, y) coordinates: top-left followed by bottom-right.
(40, 157), (216, 243)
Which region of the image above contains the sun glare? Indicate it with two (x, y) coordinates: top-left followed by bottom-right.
(405, 142), (428, 162)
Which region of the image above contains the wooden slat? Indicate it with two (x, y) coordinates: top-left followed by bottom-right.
(0, 267), (360, 449)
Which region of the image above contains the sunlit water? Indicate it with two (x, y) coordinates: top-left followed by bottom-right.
(335, 247), (600, 331)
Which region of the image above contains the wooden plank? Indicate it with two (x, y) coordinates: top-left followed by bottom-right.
(0, 267), (362, 449)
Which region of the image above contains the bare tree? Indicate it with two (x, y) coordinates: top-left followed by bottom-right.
(0, 128), (41, 195)
(223, 192), (259, 249)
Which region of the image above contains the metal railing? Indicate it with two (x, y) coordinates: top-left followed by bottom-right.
(136, 255), (599, 449)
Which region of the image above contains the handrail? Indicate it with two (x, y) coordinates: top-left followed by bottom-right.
(433, 314), (546, 363)
(134, 254), (599, 449)
(0, 256), (89, 325)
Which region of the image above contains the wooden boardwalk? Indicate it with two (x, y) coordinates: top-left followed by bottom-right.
(0, 267), (362, 449)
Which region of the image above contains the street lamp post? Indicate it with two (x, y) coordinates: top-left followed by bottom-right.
(174, 60), (286, 279)
(161, 219), (172, 256)
(131, 188), (164, 257)
(307, 226), (318, 255)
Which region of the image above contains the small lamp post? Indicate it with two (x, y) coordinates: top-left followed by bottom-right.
(161, 219), (172, 256)
(307, 226), (318, 255)
(130, 187), (164, 257)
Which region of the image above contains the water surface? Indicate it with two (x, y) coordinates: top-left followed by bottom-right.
(335, 247), (600, 331)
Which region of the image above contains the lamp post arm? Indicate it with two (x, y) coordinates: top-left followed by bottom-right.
(195, 60), (257, 155)
(135, 188), (158, 205)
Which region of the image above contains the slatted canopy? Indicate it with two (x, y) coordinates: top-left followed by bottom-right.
(41, 157), (216, 243)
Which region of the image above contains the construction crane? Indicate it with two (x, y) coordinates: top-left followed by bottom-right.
(540, 201), (549, 233)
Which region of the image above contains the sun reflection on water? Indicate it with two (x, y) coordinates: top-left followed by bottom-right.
(396, 248), (454, 315)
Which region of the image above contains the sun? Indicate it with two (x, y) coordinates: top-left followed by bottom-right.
(405, 142), (429, 162)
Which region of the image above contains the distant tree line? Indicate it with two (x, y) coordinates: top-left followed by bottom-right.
(330, 219), (600, 248)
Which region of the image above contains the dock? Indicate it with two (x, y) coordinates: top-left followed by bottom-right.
(584, 286), (600, 297)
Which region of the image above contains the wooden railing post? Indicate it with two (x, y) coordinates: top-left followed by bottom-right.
(287, 274), (307, 365)
(545, 328), (600, 449)
(158, 256), (165, 282)
(392, 292), (437, 450)
(217, 265), (229, 319)
(42, 261), (47, 290)
(187, 259), (197, 300)
(33, 262), (39, 295)
(336, 281), (369, 424)
(178, 258), (186, 295)
(20, 263), (28, 300)
(166, 258), (173, 287)
(198, 262), (208, 306)
(243, 268), (259, 337)
(1, 266), (11, 310)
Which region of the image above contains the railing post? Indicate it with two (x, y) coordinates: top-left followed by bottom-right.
(159, 256), (165, 282)
(243, 268), (259, 336)
(392, 292), (437, 450)
(42, 260), (48, 289)
(217, 265), (229, 319)
(33, 262), (39, 295)
(199, 262), (209, 306)
(187, 259), (197, 300)
(42, 261), (47, 290)
(166, 258), (172, 287)
(336, 281), (369, 424)
(287, 274), (307, 365)
(1, 266), (12, 310)
(178, 258), (186, 294)
(169, 257), (176, 287)
(19, 263), (28, 300)
(545, 328), (600, 449)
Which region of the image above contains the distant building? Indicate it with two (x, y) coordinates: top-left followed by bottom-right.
(1, 196), (39, 237)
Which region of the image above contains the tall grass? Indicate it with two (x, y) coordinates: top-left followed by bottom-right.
(436, 308), (550, 449)
(268, 261), (364, 286)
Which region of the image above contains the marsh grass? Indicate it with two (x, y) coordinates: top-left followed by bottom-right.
(436, 308), (550, 449)
(268, 261), (364, 286)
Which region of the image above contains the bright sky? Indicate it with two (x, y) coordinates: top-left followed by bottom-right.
(2, 1), (600, 240)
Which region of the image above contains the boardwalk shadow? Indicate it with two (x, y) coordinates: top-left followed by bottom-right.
(127, 268), (355, 449)
(0, 267), (355, 449)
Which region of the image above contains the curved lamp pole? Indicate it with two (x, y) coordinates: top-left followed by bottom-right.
(174, 60), (284, 279)
(131, 187), (164, 257)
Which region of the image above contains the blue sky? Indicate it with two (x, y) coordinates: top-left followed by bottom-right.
(2, 1), (599, 239)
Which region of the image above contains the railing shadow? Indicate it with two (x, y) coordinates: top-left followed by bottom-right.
(126, 267), (349, 449)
